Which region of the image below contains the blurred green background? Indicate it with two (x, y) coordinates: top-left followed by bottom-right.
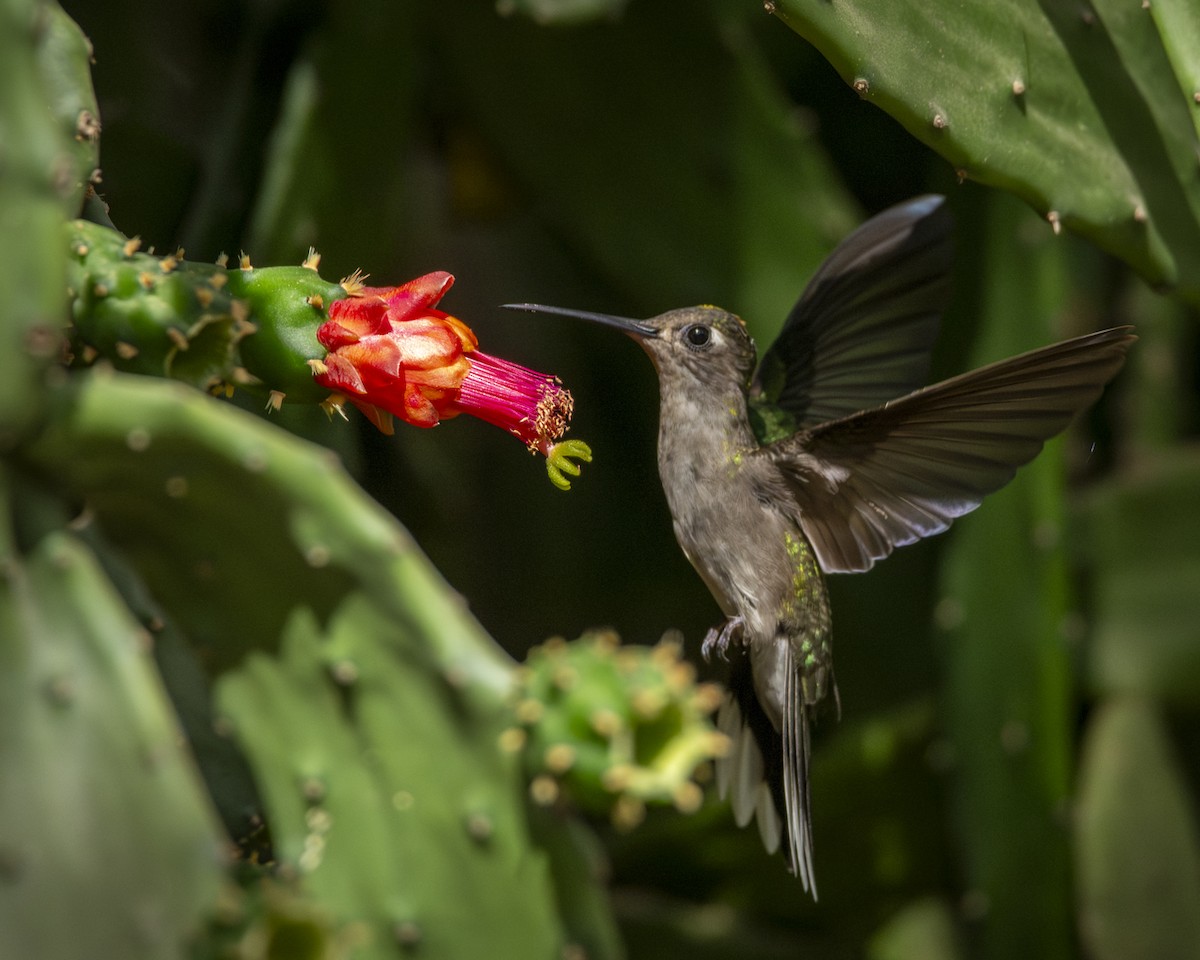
(21, 0), (1200, 956)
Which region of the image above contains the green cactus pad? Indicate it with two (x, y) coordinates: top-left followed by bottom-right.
(770, 0), (1200, 300)
(34, 3), (100, 219)
(21, 369), (619, 957)
(0, 472), (225, 958)
(0, 1), (97, 447)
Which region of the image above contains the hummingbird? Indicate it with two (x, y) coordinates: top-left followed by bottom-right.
(506, 195), (1135, 897)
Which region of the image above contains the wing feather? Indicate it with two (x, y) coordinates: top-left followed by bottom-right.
(763, 326), (1136, 573)
(752, 195), (954, 428)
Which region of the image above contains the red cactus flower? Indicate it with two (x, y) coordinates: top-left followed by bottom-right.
(309, 271), (591, 488)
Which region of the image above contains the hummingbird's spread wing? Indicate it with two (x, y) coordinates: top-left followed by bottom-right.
(763, 326), (1137, 574)
(750, 195), (954, 438)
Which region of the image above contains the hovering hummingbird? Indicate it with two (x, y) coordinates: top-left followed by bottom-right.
(506, 195), (1135, 897)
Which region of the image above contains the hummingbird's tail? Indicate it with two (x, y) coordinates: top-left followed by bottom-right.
(716, 646), (817, 897)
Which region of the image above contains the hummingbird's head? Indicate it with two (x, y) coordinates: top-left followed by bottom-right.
(503, 303), (758, 390)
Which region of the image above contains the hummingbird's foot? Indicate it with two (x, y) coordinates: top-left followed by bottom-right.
(701, 615), (745, 661)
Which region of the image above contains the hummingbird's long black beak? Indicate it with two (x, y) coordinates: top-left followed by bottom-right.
(502, 303), (658, 339)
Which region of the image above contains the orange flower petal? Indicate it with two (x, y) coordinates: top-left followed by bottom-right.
(385, 272), (455, 324)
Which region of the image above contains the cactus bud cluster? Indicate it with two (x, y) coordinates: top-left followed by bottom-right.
(506, 632), (728, 829)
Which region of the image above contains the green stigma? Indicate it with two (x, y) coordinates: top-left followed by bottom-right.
(545, 439), (593, 491)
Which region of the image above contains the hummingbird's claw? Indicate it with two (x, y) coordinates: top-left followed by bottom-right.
(701, 615), (745, 661)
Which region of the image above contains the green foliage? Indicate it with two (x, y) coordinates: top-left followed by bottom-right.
(770, 0), (1200, 301)
(1075, 699), (1200, 960)
(936, 194), (1076, 960)
(1081, 450), (1200, 707)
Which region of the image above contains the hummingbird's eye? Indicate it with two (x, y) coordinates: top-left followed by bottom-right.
(684, 324), (712, 349)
